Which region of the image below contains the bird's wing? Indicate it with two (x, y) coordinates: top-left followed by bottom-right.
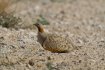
(43, 34), (74, 52)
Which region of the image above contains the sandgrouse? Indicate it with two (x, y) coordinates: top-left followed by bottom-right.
(34, 23), (77, 53)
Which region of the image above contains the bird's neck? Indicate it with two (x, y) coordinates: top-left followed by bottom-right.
(37, 32), (47, 46)
(38, 27), (44, 33)
(38, 32), (46, 39)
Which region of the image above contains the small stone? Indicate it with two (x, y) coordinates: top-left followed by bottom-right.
(29, 59), (34, 66)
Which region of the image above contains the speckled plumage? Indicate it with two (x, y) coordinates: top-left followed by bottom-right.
(34, 23), (76, 53)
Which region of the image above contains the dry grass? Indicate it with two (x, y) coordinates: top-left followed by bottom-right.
(0, 0), (22, 29)
(0, 0), (12, 13)
(0, 12), (21, 28)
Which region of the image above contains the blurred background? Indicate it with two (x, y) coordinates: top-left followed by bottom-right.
(1, 0), (105, 30)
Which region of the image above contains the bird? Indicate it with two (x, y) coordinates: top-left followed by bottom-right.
(34, 23), (77, 53)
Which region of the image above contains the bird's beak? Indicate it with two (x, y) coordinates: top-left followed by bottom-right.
(33, 23), (38, 27)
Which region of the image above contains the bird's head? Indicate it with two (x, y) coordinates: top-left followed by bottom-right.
(34, 23), (44, 33)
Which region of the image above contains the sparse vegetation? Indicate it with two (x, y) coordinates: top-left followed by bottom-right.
(0, 12), (21, 28)
(37, 15), (50, 25)
(46, 62), (54, 70)
(0, 0), (22, 28)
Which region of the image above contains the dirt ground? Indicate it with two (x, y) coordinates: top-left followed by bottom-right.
(0, 0), (105, 70)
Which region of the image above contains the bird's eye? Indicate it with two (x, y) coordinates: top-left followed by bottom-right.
(37, 24), (40, 26)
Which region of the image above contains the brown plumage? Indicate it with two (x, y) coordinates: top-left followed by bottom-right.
(34, 23), (77, 53)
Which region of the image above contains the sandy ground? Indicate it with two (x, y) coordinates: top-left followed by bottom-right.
(0, 0), (105, 70)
